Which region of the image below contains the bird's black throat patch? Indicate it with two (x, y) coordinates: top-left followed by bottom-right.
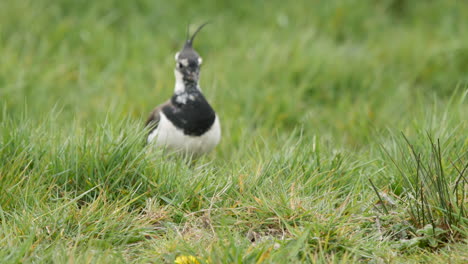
(163, 91), (216, 136)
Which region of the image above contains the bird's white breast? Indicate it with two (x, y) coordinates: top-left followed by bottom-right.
(147, 112), (221, 156)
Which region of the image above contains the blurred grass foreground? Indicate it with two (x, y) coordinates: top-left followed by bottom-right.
(0, 0), (467, 263)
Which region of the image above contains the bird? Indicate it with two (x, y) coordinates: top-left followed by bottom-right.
(145, 23), (221, 157)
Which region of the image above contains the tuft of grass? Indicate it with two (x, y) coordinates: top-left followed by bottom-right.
(373, 132), (467, 249)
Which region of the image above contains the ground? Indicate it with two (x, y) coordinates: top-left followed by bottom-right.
(0, 0), (467, 263)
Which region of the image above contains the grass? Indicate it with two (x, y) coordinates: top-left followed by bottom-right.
(0, 0), (467, 263)
(372, 131), (467, 249)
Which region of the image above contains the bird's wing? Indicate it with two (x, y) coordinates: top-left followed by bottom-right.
(145, 100), (170, 130)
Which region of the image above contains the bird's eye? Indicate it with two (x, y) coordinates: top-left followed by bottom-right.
(178, 62), (183, 68)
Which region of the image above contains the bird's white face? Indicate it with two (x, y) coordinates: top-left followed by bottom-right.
(174, 51), (203, 83)
(174, 51), (203, 93)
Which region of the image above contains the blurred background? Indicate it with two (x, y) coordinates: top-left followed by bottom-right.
(0, 0), (467, 147)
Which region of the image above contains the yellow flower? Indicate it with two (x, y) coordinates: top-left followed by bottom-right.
(174, 255), (200, 264)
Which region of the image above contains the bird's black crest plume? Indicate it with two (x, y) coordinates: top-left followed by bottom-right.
(184, 22), (210, 48)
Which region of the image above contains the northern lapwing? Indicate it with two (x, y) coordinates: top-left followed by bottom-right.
(145, 23), (221, 157)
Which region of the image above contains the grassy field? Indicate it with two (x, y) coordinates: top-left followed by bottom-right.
(1, 0), (467, 263)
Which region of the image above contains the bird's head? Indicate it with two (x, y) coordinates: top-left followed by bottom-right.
(174, 23), (208, 84)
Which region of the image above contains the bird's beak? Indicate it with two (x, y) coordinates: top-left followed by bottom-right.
(186, 71), (198, 81)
